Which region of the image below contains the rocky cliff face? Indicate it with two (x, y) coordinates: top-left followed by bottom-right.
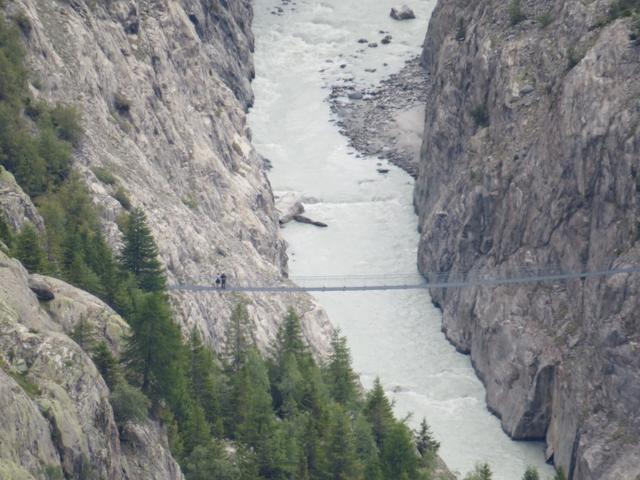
(2, 0), (331, 354)
(415, 1), (640, 478)
(0, 249), (183, 479)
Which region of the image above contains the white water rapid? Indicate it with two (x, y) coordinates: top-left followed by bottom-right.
(248, 1), (556, 478)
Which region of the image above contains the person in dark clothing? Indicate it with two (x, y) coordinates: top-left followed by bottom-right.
(220, 273), (227, 290)
(215, 275), (221, 289)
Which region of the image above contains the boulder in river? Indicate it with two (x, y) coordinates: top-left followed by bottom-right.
(390, 5), (416, 20)
(381, 35), (392, 44)
(276, 192), (305, 225)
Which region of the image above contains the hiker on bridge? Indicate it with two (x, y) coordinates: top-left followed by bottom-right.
(215, 274), (221, 289)
(221, 273), (227, 290)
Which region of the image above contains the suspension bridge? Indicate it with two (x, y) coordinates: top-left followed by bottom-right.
(169, 263), (640, 294)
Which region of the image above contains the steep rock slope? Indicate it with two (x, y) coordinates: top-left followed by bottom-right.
(415, 1), (640, 478)
(0, 250), (183, 479)
(3, 0), (330, 352)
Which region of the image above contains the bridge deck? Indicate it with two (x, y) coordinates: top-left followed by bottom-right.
(169, 265), (640, 294)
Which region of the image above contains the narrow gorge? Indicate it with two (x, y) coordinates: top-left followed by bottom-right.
(0, 0), (638, 479)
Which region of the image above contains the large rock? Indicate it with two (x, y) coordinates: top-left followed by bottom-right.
(0, 250), (183, 479)
(390, 5), (416, 20)
(0, 167), (45, 234)
(3, 0), (332, 355)
(415, 1), (640, 478)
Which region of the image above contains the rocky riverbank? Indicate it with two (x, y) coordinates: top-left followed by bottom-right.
(329, 57), (429, 177)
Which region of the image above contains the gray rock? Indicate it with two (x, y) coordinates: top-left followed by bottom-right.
(348, 91), (364, 100)
(293, 215), (328, 228)
(0, 166), (45, 234)
(390, 5), (416, 20)
(520, 84), (535, 95)
(415, 1), (640, 478)
(276, 192), (305, 224)
(28, 277), (54, 302)
(381, 35), (393, 45)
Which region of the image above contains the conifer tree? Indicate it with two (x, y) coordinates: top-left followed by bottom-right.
(119, 208), (166, 292)
(122, 292), (186, 402)
(415, 418), (440, 456)
(13, 223), (45, 272)
(324, 328), (359, 407)
(523, 466), (540, 480)
(363, 378), (395, 448)
(70, 318), (96, 351)
(465, 463), (493, 480)
(354, 414), (383, 480)
(269, 309), (312, 418)
(92, 341), (119, 389)
(381, 422), (422, 480)
(0, 211), (12, 249)
(554, 468), (567, 480)
(187, 328), (224, 436)
(230, 348), (280, 477)
(224, 301), (254, 374)
(324, 404), (362, 480)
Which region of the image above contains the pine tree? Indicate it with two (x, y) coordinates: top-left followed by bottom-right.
(380, 423), (421, 480)
(119, 208), (166, 292)
(415, 418), (440, 458)
(324, 328), (359, 407)
(223, 301), (254, 374)
(353, 414), (383, 480)
(230, 348), (280, 477)
(0, 211), (12, 249)
(92, 341), (119, 389)
(324, 404), (362, 480)
(554, 468), (567, 480)
(122, 292), (186, 403)
(70, 318), (96, 351)
(465, 463), (493, 480)
(523, 466), (540, 480)
(269, 309), (312, 418)
(13, 223), (45, 272)
(187, 328), (224, 436)
(363, 378), (395, 448)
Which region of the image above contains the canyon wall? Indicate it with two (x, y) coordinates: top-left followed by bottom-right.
(3, 0), (331, 354)
(415, 1), (640, 478)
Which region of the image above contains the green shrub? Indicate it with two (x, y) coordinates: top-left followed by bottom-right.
(114, 186), (132, 210)
(567, 47), (585, 70)
(92, 166), (117, 185)
(537, 13), (552, 28)
(110, 382), (150, 425)
(42, 465), (64, 480)
(11, 11), (31, 36)
(49, 104), (83, 146)
(508, 0), (526, 25)
(609, 0), (640, 19)
(471, 104), (490, 128)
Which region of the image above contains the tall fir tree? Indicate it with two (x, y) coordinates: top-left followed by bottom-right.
(223, 301), (254, 374)
(324, 328), (359, 407)
(122, 291), (186, 403)
(119, 208), (166, 292)
(363, 377), (395, 449)
(187, 328), (224, 436)
(324, 404), (362, 480)
(13, 223), (45, 272)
